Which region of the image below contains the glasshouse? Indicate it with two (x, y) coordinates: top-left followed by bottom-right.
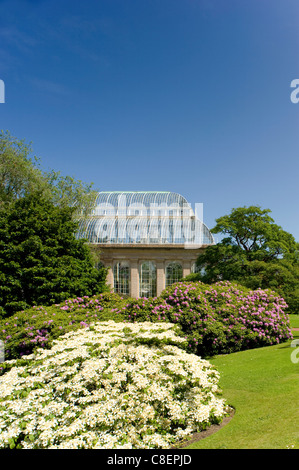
(77, 191), (214, 297)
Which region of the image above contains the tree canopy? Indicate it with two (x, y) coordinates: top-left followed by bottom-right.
(0, 192), (108, 317)
(188, 206), (299, 314)
(0, 130), (108, 317)
(0, 130), (97, 216)
(0, 130), (45, 207)
(211, 206), (297, 260)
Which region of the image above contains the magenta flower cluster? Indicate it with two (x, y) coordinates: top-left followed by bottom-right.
(59, 295), (104, 312)
(0, 292), (127, 361)
(123, 281), (293, 356)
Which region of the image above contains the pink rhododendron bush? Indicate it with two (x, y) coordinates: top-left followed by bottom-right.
(161, 281), (293, 356)
(0, 321), (229, 449)
(0, 292), (128, 360)
(123, 281), (293, 357)
(0, 282), (293, 363)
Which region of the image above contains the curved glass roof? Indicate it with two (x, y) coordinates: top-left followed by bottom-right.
(76, 191), (214, 245)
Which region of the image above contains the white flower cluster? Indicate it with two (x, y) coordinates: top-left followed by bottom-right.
(0, 321), (228, 449)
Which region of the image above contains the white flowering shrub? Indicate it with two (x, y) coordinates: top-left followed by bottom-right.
(0, 321), (229, 449)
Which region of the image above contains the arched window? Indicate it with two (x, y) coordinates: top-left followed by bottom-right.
(139, 261), (157, 298)
(166, 262), (183, 287)
(113, 262), (130, 295)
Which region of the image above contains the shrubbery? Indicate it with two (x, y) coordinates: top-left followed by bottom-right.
(0, 280), (293, 449)
(0, 293), (128, 362)
(0, 281), (293, 364)
(122, 281), (293, 356)
(0, 321), (229, 449)
(190, 206), (299, 316)
(160, 281), (293, 356)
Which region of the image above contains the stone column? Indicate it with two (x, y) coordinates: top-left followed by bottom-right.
(182, 261), (191, 279)
(156, 261), (166, 297)
(130, 260), (139, 298)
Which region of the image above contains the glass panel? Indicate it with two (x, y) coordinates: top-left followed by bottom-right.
(139, 261), (157, 298)
(113, 262), (130, 295)
(166, 262), (183, 287)
(75, 192), (215, 246)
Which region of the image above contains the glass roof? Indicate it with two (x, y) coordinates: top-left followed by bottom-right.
(76, 191), (214, 245)
(94, 191), (191, 209)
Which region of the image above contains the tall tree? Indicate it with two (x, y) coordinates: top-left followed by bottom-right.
(0, 192), (108, 317)
(211, 206), (297, 260)
(189, 206), (299, 314)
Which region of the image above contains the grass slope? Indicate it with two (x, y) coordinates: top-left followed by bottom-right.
(289, 314), (299, 329)
(185, 329), (299, 449)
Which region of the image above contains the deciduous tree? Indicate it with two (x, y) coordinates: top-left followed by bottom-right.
(188, 206), (299, 314)
(0, 130), (97, 216)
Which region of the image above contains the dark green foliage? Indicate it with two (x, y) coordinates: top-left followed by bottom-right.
(120, 296), (174, 323)
(0, 192), (108, 316)
(192, 206), (299, 314)
(210, 206), (296, 259)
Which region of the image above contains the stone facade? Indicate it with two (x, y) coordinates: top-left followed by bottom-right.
(91, 243), (207, 297)
(79, 192), (214, 298)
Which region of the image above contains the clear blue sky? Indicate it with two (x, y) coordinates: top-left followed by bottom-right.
(1, 0), (299, 241)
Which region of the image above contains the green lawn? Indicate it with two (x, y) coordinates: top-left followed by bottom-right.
(289, 314), (299, 329)
(185, 322), (299, 449)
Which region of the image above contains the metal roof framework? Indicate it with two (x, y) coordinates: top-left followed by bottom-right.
(76, 191), (214, 245)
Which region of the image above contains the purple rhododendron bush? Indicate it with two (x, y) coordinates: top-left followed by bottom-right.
(0, 281), (293, 364)
(0, 293), (128, 363)
(160, 281), (293, 356)
(123, 281), (293, 357)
